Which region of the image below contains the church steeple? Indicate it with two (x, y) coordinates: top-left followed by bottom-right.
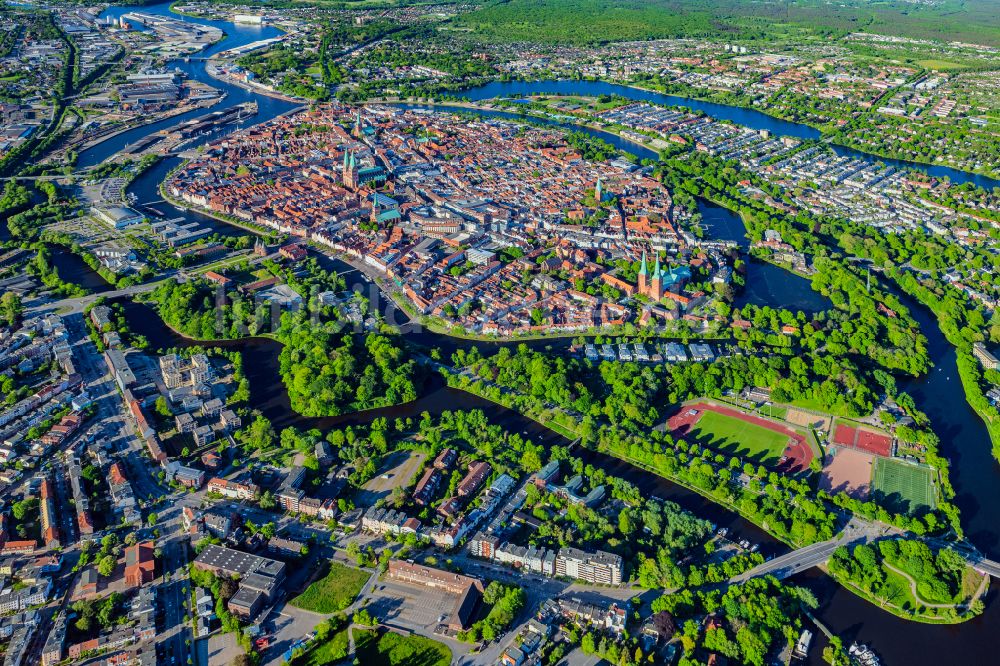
(344, 150), (358, 190)
(651, 254), (664, 300)
(638, 251), (649, 295)
(595, 177), (603, 202)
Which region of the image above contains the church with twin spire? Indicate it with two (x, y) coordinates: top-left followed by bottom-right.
(637, 250), (666, 301)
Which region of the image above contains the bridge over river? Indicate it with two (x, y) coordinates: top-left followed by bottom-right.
(730, 518), (1000, 585)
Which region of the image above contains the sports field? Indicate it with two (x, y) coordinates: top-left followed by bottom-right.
(833, 422), (893, 457)
(819, 446), (873, 500)
(689, 409), (791, 464)
(872, 457), (936, 513)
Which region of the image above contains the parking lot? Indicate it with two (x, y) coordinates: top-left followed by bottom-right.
(259, 603), (327, 666)
(355, 450), (426, 508)
(366, 579), (457, 632)
(201, 631), (241, 666)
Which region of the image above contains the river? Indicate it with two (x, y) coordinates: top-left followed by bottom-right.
(455, 80), (1000, 191)
(80, 5), (298, 169)
(81, 4), (1000, 663)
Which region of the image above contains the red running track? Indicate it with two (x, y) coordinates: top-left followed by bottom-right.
(667, 402), (813, 474)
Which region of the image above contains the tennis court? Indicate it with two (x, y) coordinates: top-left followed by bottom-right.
(833, 423), (893, 457)
(872, 457), (936, 513)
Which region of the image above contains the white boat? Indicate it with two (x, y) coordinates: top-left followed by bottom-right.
(793, 629), (812, 659)
(848, 642), (880, 666)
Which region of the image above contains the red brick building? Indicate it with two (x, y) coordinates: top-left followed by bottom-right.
(124, 542), (155, 588)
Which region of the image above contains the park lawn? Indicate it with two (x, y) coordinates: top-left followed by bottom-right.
(872, 458), (936, 514)
(787, 395), (855, 417)
(689, 410), (790, 464)
(354, 630), (451, 666)
(959, 566), (987, 602)
(879, 567), (915, 608)
(289, 562), (370, 614)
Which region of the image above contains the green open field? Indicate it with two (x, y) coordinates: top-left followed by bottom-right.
(915, 59), (966, 71)
(689, 410), (790, 464)
(354, 629), (451, 666)
(872, 458), (936, 514)
(300, 629), (350, 666)
(288, 562), (370, 614)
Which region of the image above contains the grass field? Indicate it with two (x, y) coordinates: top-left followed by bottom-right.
(289, 562), (370, 614)
(354, 629), (451, 666)
(872, 458), (936, 513)
(689, 410), (790, 464)
(301, 629), (350, 666)
(916, 59), (966, 70)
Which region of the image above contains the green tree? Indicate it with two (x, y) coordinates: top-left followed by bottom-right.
(97, 555), (116, 577)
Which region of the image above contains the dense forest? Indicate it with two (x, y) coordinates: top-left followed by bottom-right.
(449, 0), (1000, 47)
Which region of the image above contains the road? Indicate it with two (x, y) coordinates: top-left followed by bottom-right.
(27, 280), (165, 315)
(157, 536), (193, 666)
(969, 556), (1000, 578)
(728, 517), (889, 585)
(64, 313), (166, 499)
(62, 312), (196, 665)
(26, 245), (284, 317)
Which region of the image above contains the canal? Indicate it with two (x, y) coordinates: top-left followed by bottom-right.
(83, 3), (1000, 663)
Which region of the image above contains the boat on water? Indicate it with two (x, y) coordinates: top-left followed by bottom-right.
(793, 629), (812, 660)
(848, 642), (881, 666)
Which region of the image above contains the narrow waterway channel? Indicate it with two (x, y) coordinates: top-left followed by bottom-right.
(75, 4), (1000, 663)
(114, 296), (781, 555)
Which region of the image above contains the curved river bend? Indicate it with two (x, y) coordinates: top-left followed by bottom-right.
(456, 79), (1000, 191)
(86, 4), (1000, 663)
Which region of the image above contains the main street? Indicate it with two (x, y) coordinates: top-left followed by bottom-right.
(63, 312), (164, 500)
(157, 535), (193, 666)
